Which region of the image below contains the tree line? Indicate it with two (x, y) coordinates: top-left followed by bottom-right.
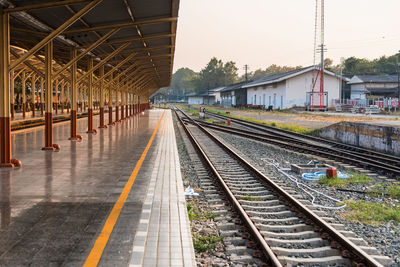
(158, 53), (400, 100)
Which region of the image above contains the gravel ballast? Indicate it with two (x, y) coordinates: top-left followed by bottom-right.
(210, 129), (400, 265)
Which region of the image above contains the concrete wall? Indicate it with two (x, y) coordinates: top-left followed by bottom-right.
(247, 82), (286, 109)
(188, 96), (203, 105)
(316, 121), (400, 155)
(350, 84), (367, 99)
(286, 71), (340, 107)
(214, 92), (221, 103)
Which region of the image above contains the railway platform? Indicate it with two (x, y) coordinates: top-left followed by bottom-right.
(0, 109), (195, 266)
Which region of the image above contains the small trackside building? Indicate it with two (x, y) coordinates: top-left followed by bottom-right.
(187, 92), (216, 105)
(242, 66), (348, 109)
(348, 75), (399, 100)
(220, 81), (252, 108)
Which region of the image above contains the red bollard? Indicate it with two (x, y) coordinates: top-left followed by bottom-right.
(326, 167), (337, 179)
(227, 119), (231, 126)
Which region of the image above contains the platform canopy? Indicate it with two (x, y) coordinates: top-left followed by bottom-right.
(0, 0), (179, 97)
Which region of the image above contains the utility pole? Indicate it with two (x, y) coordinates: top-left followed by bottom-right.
(340, 57), (344, 104)
(244, 65), (249, 82)
(398, 51), (400, 102)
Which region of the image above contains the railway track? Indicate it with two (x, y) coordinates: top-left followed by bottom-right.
(198, 111), (400, 179)
(175, 107), (391, 267)
(175, 116), (264, 266)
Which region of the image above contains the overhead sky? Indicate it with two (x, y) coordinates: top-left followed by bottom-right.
(173, 0), (400, 75)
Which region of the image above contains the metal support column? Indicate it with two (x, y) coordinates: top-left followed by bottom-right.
(40, 78), (44, 116)
(42, 40), (59, 151)
(66, 83), (70, 114)
(31, 74), (36, 117)
(86, 57), (96, 134)
(108, 73), (114, 126)
(121, 89), (125, 120)
(61, 82), (65, 113)
(128, 92), (131, 117)
(115, 88), (119, 122)
(99, 65), (106, 128)
(55, 79), (59, 115)
(10, 70), (14, 119)
(69, 48), (81, 141)
(36, 76), (40, 115)
(22, 71), (26, 118)
(0, 10), (20, 167)
(125, 91), (129, 118)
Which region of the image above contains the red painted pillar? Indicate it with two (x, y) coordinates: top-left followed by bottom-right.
(99, 107), (106, 128)
(10, 104), (14, 120)
(31, 102), (35, 117)
(87, 108), (95, 133)
(108, 105), (113, 126)
(22, 103), (26, 118)
(116, 105), (119, 122)
(0, 117), (12, 167)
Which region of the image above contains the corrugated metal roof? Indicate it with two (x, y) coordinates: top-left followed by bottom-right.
(242, 66), (348, 88)
(1, 0), (179, 96)
(349, 75), (398, 84)
(220, 80), (253, 92)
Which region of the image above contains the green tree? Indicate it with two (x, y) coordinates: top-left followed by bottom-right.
(240, 64), (302, 81)
(171, 67), (196, 95)
(157, 67), (196, 100)
(342, 53), (400, 76)
(192, 57), (238, 93)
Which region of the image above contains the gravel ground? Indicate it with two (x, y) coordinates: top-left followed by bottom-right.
(196, 106), (400, 129)
(210, 129), (400, 265)
(172, 113), (231, 267)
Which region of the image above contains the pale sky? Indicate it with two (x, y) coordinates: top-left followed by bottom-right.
(173, 0), (400, 75)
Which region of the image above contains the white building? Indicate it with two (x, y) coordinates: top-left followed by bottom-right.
(187, 86), (226, 105)
(348, 75), (399, 100)
(242, 66), (348, 109)
(209, 86), (225, 104)
(187, 92), (216, 105)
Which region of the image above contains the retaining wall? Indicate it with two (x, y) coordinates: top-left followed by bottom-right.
(315, 121), (400, 155)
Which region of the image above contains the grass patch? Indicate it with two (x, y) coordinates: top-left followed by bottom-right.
(206, 108), (315, 135)
(241, 195), (262, 201)
(193, 234), (223, 253)
(344, 200), (400, 225)
(368, 183), (400, 199)
(187, 204), (218, 221)
(318, 173), (371, 188)
(387, 184), (400, 198)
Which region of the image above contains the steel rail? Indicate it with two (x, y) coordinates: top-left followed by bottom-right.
(192, 119), (400, 178)
(176, 107), (383, 267)
(206, 111), (400, 164)
(175, 108), (282, 267)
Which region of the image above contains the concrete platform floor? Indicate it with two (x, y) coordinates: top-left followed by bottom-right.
(0, 109), (194, 266)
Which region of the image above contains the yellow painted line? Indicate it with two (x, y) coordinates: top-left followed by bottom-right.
(83, 111), (166, 267)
